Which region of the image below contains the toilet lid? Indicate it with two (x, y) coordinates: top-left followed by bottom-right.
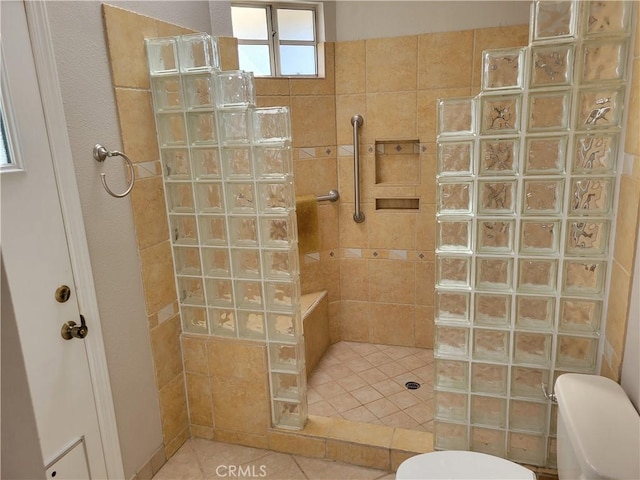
(396, 451), (536, 480)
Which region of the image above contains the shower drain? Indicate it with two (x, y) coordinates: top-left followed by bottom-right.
(405, 381), (421, 390)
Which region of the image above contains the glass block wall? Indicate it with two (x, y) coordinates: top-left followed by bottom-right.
(145, 34), (307, 429)
(434, 0), (633, 467)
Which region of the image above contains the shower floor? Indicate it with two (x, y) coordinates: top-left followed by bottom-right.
(307, 341), (435, 432)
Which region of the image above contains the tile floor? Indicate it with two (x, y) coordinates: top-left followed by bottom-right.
(153, 438), (394, 479)
(307, 341), (435, 432)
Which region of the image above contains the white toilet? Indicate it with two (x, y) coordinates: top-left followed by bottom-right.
(396, 374), (640, 480)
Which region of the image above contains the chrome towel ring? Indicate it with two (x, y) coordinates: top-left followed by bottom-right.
(93, 144), (135, 198)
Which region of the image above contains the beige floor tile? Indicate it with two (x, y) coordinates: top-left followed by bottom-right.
(308, 399), (339, 417)
(254, 452), (307, 479)
(153, 441), (204, 479)
(345, 356), (375, 372)
(380, 411), (420, 430)
(364, 351), (394, 366)
(351, 385), (384, 404)
(191, 439), (270, 476)
(388, 391), (420, 410)
(397, 354), (427, 370)
(337, 373), (369, 392)
(307, 387), (322, 404)
(316, 380), (348, 399)
(309, 370), (333, 387)
(359, 367), (388, 384)
(377, 361), (408, 377)
(349, 342), (381, 356)
(327, 392), (361, 413)
(341, 405), (379, 423)
(294, 456), (390, 479)
(366, 397), (400, 419)
(326, 364), (356, 379)
(372, 379), (405, 397)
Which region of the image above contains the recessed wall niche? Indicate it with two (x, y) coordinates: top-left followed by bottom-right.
(375, 139), (421, 184)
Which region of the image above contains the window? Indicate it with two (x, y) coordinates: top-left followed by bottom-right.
(231, 2), (322, 77)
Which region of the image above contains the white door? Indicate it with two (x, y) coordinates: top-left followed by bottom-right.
(1, 1), (109, 477)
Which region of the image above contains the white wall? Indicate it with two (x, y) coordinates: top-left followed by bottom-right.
(621, 231), (640, 411)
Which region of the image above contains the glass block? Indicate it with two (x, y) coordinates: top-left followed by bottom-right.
(470, 395), (506, 428)
(559, 298), (602, 334)
(186, 111), (217, 145)
(228, 216), (258, 246)
(209, 308), (236, 337)
(576, 87), (625, 130)
(437, 256), (471, 288)
(530, 44), (574, 87)
(437, 97), (475, 136)
(479, 138), (518, 175)
(269, 342), (303, 372)
(437, 218), (472, 252)
(191, 147), (222, 179)
(271, 371), (305, 401)
(550, 403), (558, 435)
(266, 311), (302, 343)
(215, 70), (255, 108)
(272, 400), (306, 429)
(480, 94), (521, 134)
(146, 37), (178, 76)
(562, 260), (606, 296)
(581, 40), (628, 84)
(262, 248), (299, 280)
(569, 177), (614, 215)
(508, 432), (546, 466)
(471, 363), (508, 395)
(478, 180), (515, 215)
(221, 146), (253, 179)
(476, 257), (513, 292)
(515, 296), (555, 331)
(528, 90), (571, 132)
(520, 220), (561, 254)
(584, 0), (632, 37)
(513, 332), (552, 367)
(218, 109), (251, 145)
(198, 215), (227, 246)
(437, 141), (474, 176)
(434, 421), (469, 451)
(234, 280), (263, 309)
(173, 246), (201, 275)
(522, 179), (564, 215)
(475, 294), (511, 327)
(157, 113), (187, 146)
(482, 48), (525, 90)
(573, 133), (617, 174)
(177, 276), (205, 306)
(517, 259), (557, 294)
(524, 136), (567, 174)
(183, 73), (216, 109)
(566, 219), (610, 256)
(435, 359), (469, 391)
(265, 281), (299, 313)
(254, 144), (293, 179)
(511, 366), (549, 401)
(177, 33), (219, 72)
(259, 212), (297, 247)
(151, 76), (183, 111)
(438, 181), (473, 215)
(435, 391), (468, 423)
(477, 220), (515, 254)
(556, 335), (598, 372)
(257, 181), (295, 215)
(532, 0), (577, 41)
(170, 215), (198, 245)
(204, 278), (234, 307)
(162, 148), (191, 180)
(510, 400), (547, 433)
(201, 247), (230, 277)
(230, 248), (261, 278)
(252, 107), (291, 143)
(435, 325), (469, 358)
(473, 329), (510, 363)
(548, 437), (558, 468)
(471, 427), (506, 457)
(181, 306), (208, 334)
(226, 182), (256, 214)
(237, 310), (266, 340)
(195, 182), (225, 213)
(436, 291), (470, 323)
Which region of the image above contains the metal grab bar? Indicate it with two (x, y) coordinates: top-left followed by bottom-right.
(351, 114), (365, 223)
(316, 190), (339, 202)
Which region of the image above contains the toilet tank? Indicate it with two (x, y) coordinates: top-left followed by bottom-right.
(555, 374), (640, 480)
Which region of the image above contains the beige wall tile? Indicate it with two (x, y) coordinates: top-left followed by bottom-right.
(299, 256), (340, 303)
(366, 36), (418, 93)
(182, 336), (209, 375)
(267, 431), (327, 458)
(304, 296), (331, 374)
(213, 429), (269, 449)
(340, 301), (371, 342)
(150, 315), (183, 389)
(335, 40), (366, 95)
(186, 373), (213, 427)
(130, 175), (169, 250)
(115, 88), (160, 164)
(416, 88), (471, 142)
(416, 205), (436, 252)
(624, 58), (639, 157)
(301, 415), (334, 437)
(415, 306), (435, 349)
(291, 96), (337, 147)
(391, 428), (434, 452)
(190, 425), (215, 440)
(340, 259), (370, 301)
(339, 203), (371, 248)
(329, 301), (342, 343)
(599, 356), (619, 382)
(207, 339), (267, 381)
(369, 260), (415, 304)
(613, 175), (640, 272)
(255, 78), (291, 96)
(164, 427), (190, 459)
(294, 157), (338, 197)
(140, 241), (177, 315)
(218, 37), (240, 70)
(418, 31), (474, 90)
(471, 24), (530, 87)
(415, 262), (435, 306)
(318, 204), (340, 251)
(256, 96), (291, 108)
(328, 417), (394, 447)
(210, 376), (270, 435)
(605, 260), (633, 358)
(155, 20), (194, 37)
(417, 151), (437, 205)
(290, 43), (336, 96)
(336, 95), (368, 145)
(370, 303), (415, 347)
(391, 451), (416, 471)
(368, 212), (417, 250)
(327, 440), (390, 471)
(158, 374), (189, 446)
(364, 92), (417, 145)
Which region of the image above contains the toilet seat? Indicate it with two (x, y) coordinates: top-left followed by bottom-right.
(396, 451), (536, 480)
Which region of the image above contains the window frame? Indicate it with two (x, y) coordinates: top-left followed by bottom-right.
(231, 1), (323, 78)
